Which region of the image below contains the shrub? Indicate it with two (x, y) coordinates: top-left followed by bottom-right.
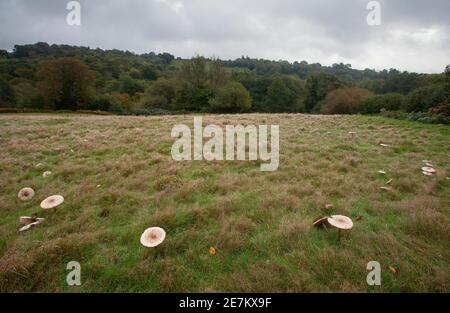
(139, 78), (177, 110)
(319, 87), (372, 114)
(359, 93), (405, 114)
(428, 102), (450, 116)
(174, 84), (213, 112)
(379, 109), (450, 125)
(209, 81), (252, 113)
(403, 84), (447, 112)
(90, 94), (125, 113)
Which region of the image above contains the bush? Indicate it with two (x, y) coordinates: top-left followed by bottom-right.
(91, 94), (114, 111)
(134, 107), (172, 116)
(174, 84), (213, 112)
(403, 84), (447, 112)
(379, 109), (450, 125)
(359, 93), (405, 114)
(139, 78), (177, 110)
(319, 87), (372, 114)
(209, 81), (252, 113)
(428, 102), (450, 116)
(90, 94), (125, 113)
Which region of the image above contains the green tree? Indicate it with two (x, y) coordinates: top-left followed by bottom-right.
(0, 77), (16, 107)
(209, 81), (252, 113)
(209, 59), (228, 89)
(174, 84), (212, 112)
(142, 64), (159, 81)
(118, 75), (144, 96)
(305, 73), (346, 112)
(180, 56), (208, 88)
(264, 75), (298, 113)
(12, 80), (39, 108)
(235, 73), (272, 112)
(139, 78), (177, 110)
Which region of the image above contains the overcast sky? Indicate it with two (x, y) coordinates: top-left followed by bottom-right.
(0, 0), (449, 73)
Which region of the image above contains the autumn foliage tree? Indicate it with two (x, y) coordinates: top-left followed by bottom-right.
(319, 87), (373, 114)
(37, 58), (95, 110)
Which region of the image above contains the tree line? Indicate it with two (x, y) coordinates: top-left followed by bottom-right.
(0, 43), (449, 123)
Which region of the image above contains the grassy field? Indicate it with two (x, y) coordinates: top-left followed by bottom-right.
(0, 113), (448, 292)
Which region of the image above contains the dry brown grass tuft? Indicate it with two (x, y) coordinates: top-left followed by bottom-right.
(401, 208), (450, 242)
(217, 216), (255, 252)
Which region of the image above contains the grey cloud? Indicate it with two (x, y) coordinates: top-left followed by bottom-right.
(0, 0), (448, 72)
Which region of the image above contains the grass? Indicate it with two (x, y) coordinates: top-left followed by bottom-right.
(0, 113), (448, 292)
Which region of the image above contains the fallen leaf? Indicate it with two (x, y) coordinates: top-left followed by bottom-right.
(389, 266), (398, 274)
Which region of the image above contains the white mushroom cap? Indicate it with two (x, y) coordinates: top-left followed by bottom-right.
(40, 195), (64, 209)
(421, 166), (436, 173)
(327, 215), (353, 230)
(140, 227), (166, 247)
(18, 187), (35, 201)
(42, 171), (52, 178)
(422, 171), (433, 176)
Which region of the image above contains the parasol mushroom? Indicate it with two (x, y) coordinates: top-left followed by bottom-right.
(421, 166), (436, 174)
(140, 227), (166, 247)
(327, 215), (353, 240)
(18, 187), (35, 201)
(40, 195), (64, 209)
